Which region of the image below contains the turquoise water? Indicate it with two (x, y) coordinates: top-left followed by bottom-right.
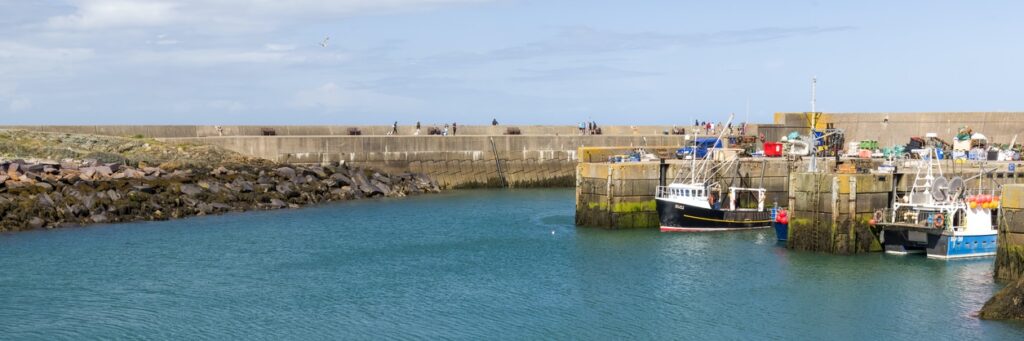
(1, 189), (1023, 339)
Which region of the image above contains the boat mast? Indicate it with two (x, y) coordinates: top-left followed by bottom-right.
(809, 76), (818, 172)
(693, 113), (735, 185)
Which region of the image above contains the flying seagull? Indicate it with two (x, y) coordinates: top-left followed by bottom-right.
(319, 36), (330, 48)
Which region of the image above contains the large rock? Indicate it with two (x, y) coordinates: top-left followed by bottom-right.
(90, 213), (108, 223)
(371, 180), (391, 196)
(179, 184), (203, 196)
(329, 173), (352, 186)
(275, 167), (296, 179)
(133, 184), (156, 194)
(979, 277), (1024, 320)
(268, 198), (287, 209)
(233, 180), (254, 193)
(275, 182), (297, 198)
(28, 217), (45, 229)
(7, 162), (21, 178)
(307, 167), (328, 179)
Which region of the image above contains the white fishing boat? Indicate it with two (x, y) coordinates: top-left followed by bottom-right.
(876, 150), (998, 259)
(656, 115), (771, 232)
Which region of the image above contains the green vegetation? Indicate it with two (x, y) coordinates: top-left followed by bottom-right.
(0, 129), (271, 169)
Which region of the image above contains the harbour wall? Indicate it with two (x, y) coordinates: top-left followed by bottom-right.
(787, 172), (892, 254)
(996, 184), (1024, 282)
(772, 112), (1024, 146)
(0, 125), (753, 138)
(576, 158), (796, 229)
(576, 157), (1024, 232)
(164, 135), (693, 189)
(789, 162), (1024, 254)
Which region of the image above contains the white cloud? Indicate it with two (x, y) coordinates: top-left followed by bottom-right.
(293, 82), (420, 112)
(208, 99), (246, 113)
(125, 46), (353, 66)
(46, 0), (491, 31)
(48, 0), (181, 29)
(9, 97), (32, 112)
(264, 44), (296, 52)
(0, 41), (95, 79)
(130, 48), (310, 65)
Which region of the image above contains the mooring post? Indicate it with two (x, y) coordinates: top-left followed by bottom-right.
(659, 158), (668, 187)
(849, 176), (857, 218)
(832, 175), (840, 225)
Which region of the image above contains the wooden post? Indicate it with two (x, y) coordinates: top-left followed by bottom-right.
(832, 175), (840, 225)
(849, 176), (857, 219)
(849, 176), (858, 251)
(787, 173), (796, 212)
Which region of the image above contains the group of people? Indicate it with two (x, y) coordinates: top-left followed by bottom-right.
(387, 121), (464, 136)
(578, 121), (600, 135)
(694, 120), (746, 135)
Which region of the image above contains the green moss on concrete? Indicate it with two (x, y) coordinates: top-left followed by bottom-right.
(452, 175), (575, 189)
(611, 212), (659, 229)
(996, 244), (1024, 282)
(612, 200), (656, 213)
(787, 215), (880, 254)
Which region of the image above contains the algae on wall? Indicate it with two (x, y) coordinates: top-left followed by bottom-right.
(787, 172), (890, 254)
(996, 185), (1024, 282)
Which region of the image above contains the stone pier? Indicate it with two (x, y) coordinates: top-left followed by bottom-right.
(786, 172), (892, 254)
(575, 156), (794, 229)
(996, 184), (1024, 282)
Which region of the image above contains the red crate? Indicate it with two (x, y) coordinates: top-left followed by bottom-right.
(764, 142), (783, 157)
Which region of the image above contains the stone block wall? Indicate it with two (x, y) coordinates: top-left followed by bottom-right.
(787, 172), (893, 254)
(166, 135), (692, 189)
(575, 158), (795, 229)
(996, 184), (1024, 282)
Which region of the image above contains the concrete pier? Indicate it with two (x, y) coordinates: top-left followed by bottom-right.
(575, 157), (794, 229)
(786, 172), (892, 254)
(168, 135), (693, 189)
(997, 184), (1024, 282)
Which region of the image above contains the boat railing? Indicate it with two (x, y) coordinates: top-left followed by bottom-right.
(878, 206), (951, 229)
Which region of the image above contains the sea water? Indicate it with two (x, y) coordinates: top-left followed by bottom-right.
(1, 189), (1023, 339)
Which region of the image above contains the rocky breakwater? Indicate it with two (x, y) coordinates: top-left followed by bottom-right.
(0, 159), (439, 232)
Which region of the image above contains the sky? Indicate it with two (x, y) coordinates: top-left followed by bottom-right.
(0, 0), (1022, 125)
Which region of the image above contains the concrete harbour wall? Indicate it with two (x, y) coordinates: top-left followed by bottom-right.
(786, 172), (891, 254)
(166, 135), (693, 189)
(996, 184), (1024, 282)
(575, 159), (795, 229)
(773, 112), (1024, 146)
(0, 125), (750, 138)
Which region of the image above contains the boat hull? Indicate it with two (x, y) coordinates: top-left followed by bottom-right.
(656, 200), (771, 232)
(880, 225), (997, 259)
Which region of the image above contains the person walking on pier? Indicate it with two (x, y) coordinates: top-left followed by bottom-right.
(415, 121), (421, 135)
(452, 122), (457, 136)
(443, 124), (449, 136)
(390, 121), (398, 135)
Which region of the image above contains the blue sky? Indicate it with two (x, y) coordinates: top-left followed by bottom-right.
(0, 0), (1021, 124)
